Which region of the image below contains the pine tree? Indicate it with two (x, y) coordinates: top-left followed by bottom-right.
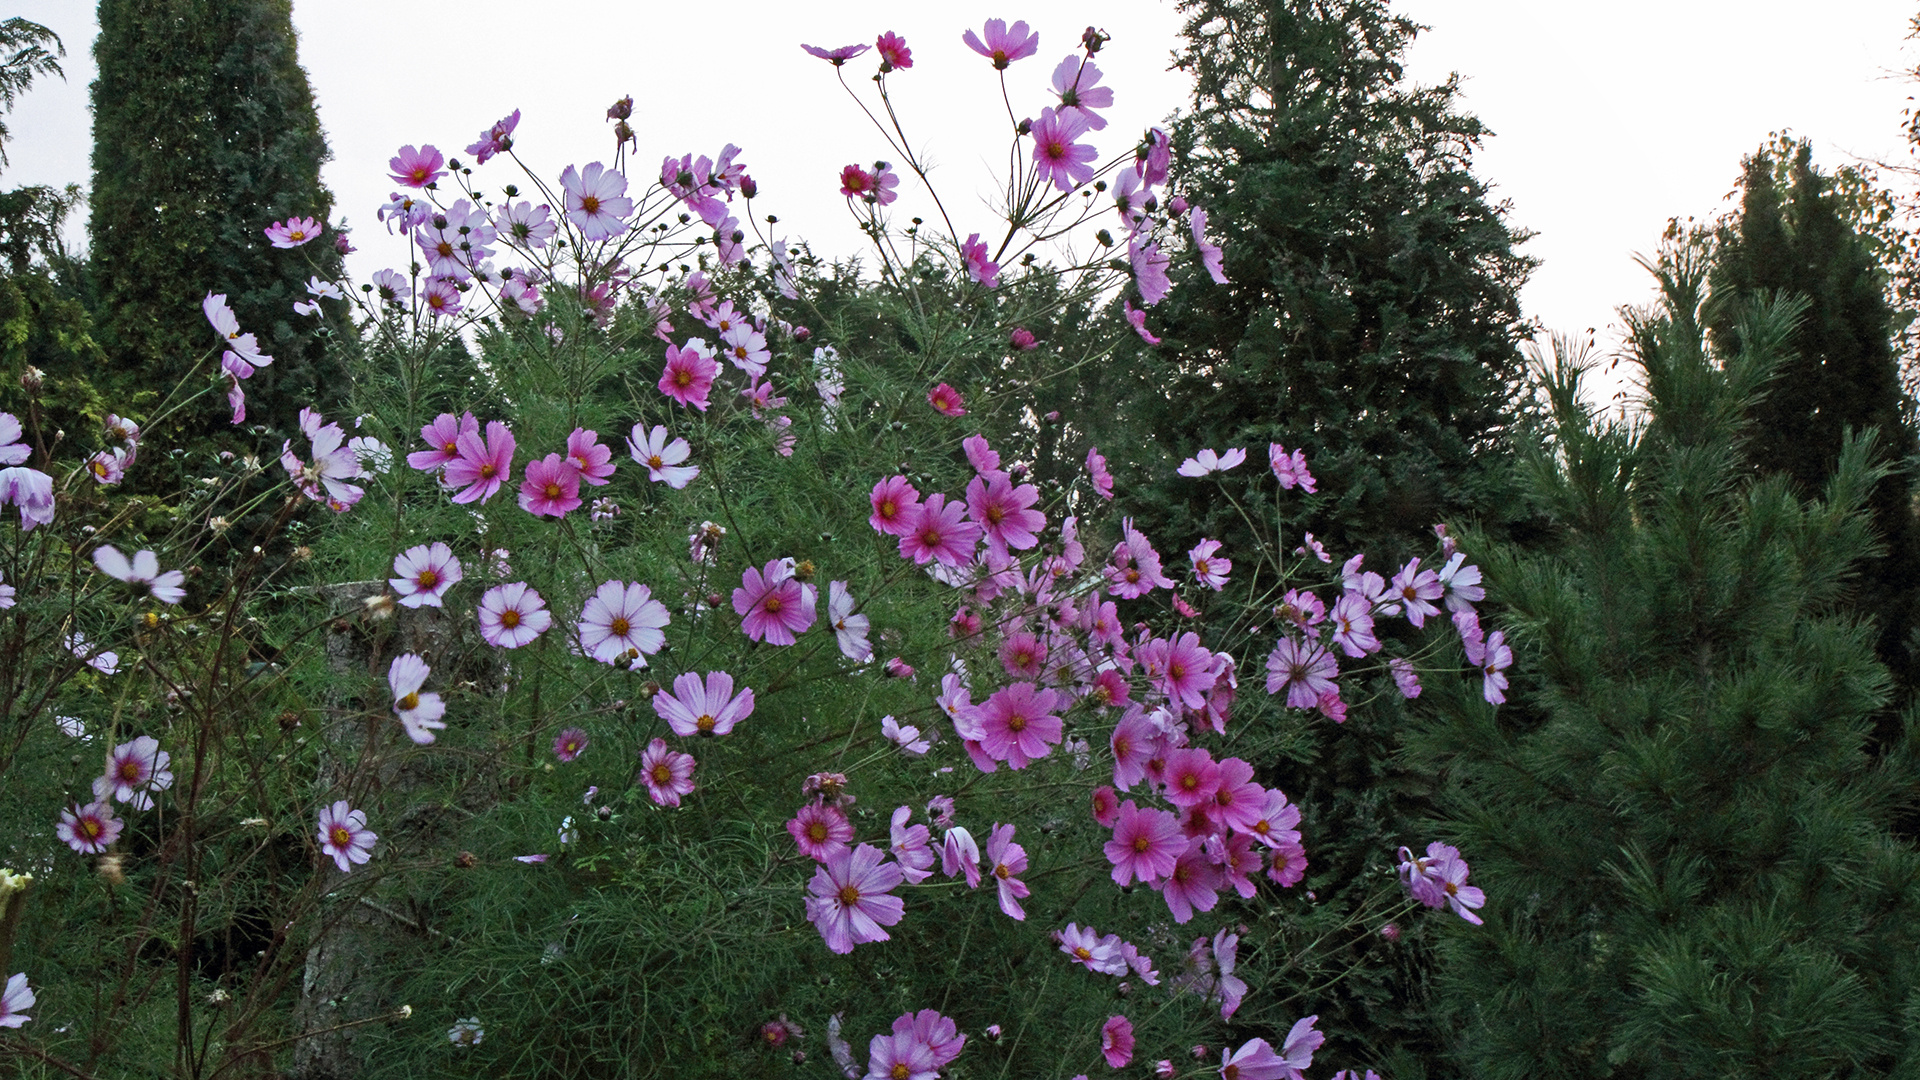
(1411, 252), (1920, 1078)
(1708, 139), (1920, 712)
(88, 0), (345, 441)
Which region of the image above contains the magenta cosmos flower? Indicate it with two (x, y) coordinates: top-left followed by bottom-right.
(640, 737), (697, 806)
(56, 800), (124, 854)
(875, 31), (912, 70)
(317, 800), (377, 873)
(519, 453), (583, 517)
(1102, 1016), (1135, 1068)
(390, 541), (462, 608)
(1190, 538), (1231, 590)
(868, 475), (922, 536)
(1468, 629), (1513, 705)
(977, 681), (1062, 768)
(93, 545), (186, 604)
(1029, 107), (1098, 192)
(965, 472), (1045, 556)
(985, 822), (1030, 920)
(0, 972), (32, 1028)
(465, 108), (520, 164)
(389, 653), (447, 744)
(559, 162), (633, 241)
(927, 382), (966, 417)
(478, 582), (552, 648)
(963, 18), (1039, 68)
(443, 420), (517, 504)
(1269, 443), (1316, 491)
(732, 560), (817, 645)
(1087, 446), (1116, 499)
(1105, 800), (1182, 885)
(961, 234), (1000, 288)
(899, 493), (983, 568)
(579, 580), (671, 666)
(805, 843), (905, 954)
(1265, 636), (1337, 709)
(408, 411), (477, 473)
(787, 801), (854, 861)
(654, 670), (755, 737)
(389, 144), (446, 188)
(551, 727), (589, 763)
(659, 338), (720, 410)
(264, 216), (321, 248)
(565, 427), (617, 486)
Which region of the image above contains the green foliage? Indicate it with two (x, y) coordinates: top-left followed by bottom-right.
(0, 16), (64, 170)
(1410, 254), (1920, 1078)
(88, 0), (346, 443)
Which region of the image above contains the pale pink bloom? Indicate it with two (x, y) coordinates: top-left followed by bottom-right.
(925, 795), (956, 828)
(317, 800), (377, 872)
(941, 826), (982, 887)
(869, 163), (901, 207)
(1052, 54), (1114, 128)
(788, 801), (855, 861)
(1107, 519), (1174, 598)
(1105, 800), (1183, 886)
(733, 559), (817, 645)
(1137, 126), (1172, 185)
(389, 653), (446, 744)
(1388, 558), (1444, 628)
(1265, 637), (1337, 709)
(721, 323), (770, 377)
(518, 453), (582, 517)
(496, 200), (558, 252)
(892, 1008), (964, 1066)
(882, 715), (931, 755)
(654, 670), (755, 737)
(1130, 235), (1172, 306)
(640, 738), (696, 806)
(1277, 1016), (1323, 1079)
(264, 216), (321, 248)
(1177, 448), (1246, 476)
(280, 409), (366, 510)
(1297, 532), (1332, 563)
(1030, 106), (1098, 191)
(564, 428), (617, 486)
(0, 972), (33, 1028)
(1189, 538), (1231, 590)
(985, 822), (1030, 919)
(420, 278), (461, 318)
(805, 843), (905, 953)
(659, 339), (720, 410)
(963, 433), (1001, 473)
(1102, 1016), (1135, 1068)
(478, 582), (551, 649)
(559, 162), (633, 241)
(465, 108), (519, 164)
(1389, 657), (1422, 698)
(99, 736), (172, 809)
(408, 411), (477, 473)
(579, 580), (671, 666)
(828, 581), (873, 662)
(962, 18), (1039, 68)
(1214, 929), (1249, 1018)
(627, 424), (699, 488)
(961, 234), (1000, 288)
(1466, 629), (1513, 705)
(57, 800), (123, 853)
(800, 42), (871, 66)
(1328, 593), (1379, 657)
(899, 493), (981, 568)
(443, 420), (516, 505)
(1191, 206), (1229, 284)
(389, 144), (446, 188)
(1269, 443), (1317, 492)
(1439, 551), (1485, 612)
(1087, 447), (1116, 499)
(93, 545), (186, 605)
(889, 805), (936, 883)
(1218, 1038), (1289, 1080)
(552, 727), (589, 762)
(865, 1033), (938, 1080)
(1124, 299), (1162, 344)
(977, 682), (1062, 768)
(927, 383), (966, 417)
(389, 542), (462, 608)
(0, 465), (54, 529)
(1059, 923), (1126, 974)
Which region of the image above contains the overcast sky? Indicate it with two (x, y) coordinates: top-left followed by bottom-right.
(8, 0), (1919, 375)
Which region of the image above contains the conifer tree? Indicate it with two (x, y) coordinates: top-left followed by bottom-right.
(88, 0), (345, 440)
(1411, 253), (1920, 1077)
(1709, 140), (1920, 709)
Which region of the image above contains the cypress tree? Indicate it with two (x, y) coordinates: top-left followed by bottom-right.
(89, 0), (345, 441)
(1411, 253), (1920, 1077)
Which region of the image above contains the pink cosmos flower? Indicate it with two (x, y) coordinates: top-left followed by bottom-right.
(1402, 842), (1488, 924)
(1439, 551), (1485, 613)
(868, 477), (924, 539)
(788, 801), (855, 861)
(57, 800), (123, 854)
(1109, 708), (1157, 790)
(1218, 1038), (1290, 1080)
(563, 428), (616, 486)
(264, 216), (321, 248)
(93, 545), (186, 605)
(420, 278), (462, 318)
(805, 843), (905, 953)
(1192, 206), (1229, 284)
(518, 453), (582, 517)
(1102, 1016), (1135, 1068)
(443, 420), (516, 504)
(1265, 637), (1338, 709)
(721, 324), (771, 377)
(390, 542), (462, 608)
(465, 109), (520, 164)
(1059, 923), (1125, 974)
(827, 581), (874, 662)
(927, 383), (966, 417)
(985, 822), (1030, 919)
(1009, 326), (1038, 351)
(1159, 632), (1220, 710)
(1105, 800), (1184, 886)
(1086, 446), (1116, 499)
(883, 715), (931, 755)
(876, 31), (913, 70)
(389, 144), (446, 188)
(409, 412), (477, 473)
(281, 409), (366, 511)
(865, 1032), (938, 1080)
(552, 727), (589, 762)
(317, 800), (377, 873)
(559, 162), (634, 242)
(870, 163), (901, 206)
(659, 339), (720, 410)
(478, 582), (551, 649)
(1162, 746), (1222, 808)
(1177, 447), (1247, 476)
(655, 671), (755, 737)
(1213, 928), (1250, 1018)
(1389, 656), (1422, 698)
(899, 493), (982, 568)
(963, 433), (1001, 473)
(733, 560), (817, 645)
(1269, 443), (1317, 491)
(1124, 299), (1162, 344)
(894, 1010), (966, 1067)
(99, 736), (172, 809)
(1107, 519), (1175, 598)
(627, 424), (700, 489)
(86, 448), (129, 485)
(1053, 54), (1115, 129)
(1163, 840), (1223, 923)
(961, 233), (1001, 288)
(942, 826), (982, 887)
(801, 42), (871, 66)
(640, 738), (697, 806)
(0, 972), (33, 1028)
(977, 682), (1062, 768)
(1189, 538), (1231, 590)
(1130, 235), (1173, 306)
(966, 472), (1045, 556)
(1030, 106), (1098, 192)
(579, 580), (671, 667)
(1389, 558), (1444, 628)
(963, 18), (1039, 68)
(1328, 593), (1379, 656)
(388, 654), (447, 744)
(890, 805), (936, 883)
(1467, 629), (1513, 705)
(839, 164), (875, 200)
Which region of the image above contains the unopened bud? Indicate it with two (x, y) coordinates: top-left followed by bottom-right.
(19, 366), (41, 393)
(607, 95), (634, 121)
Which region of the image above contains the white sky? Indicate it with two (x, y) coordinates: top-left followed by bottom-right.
(7, 0), (1919, 368)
